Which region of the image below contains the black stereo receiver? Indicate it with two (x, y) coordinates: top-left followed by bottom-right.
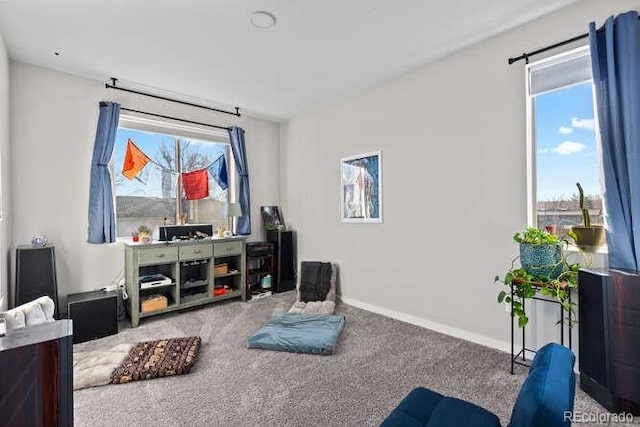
(158, 224), (213, 241)
(246, 242), (274, 256)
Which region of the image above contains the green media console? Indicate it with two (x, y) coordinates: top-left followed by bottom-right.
(124, 237), (246, 327)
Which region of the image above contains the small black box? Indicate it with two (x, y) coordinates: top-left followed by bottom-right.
(67, 290), (118, 344)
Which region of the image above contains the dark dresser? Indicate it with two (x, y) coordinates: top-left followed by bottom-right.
(578, 269), (640, 415)
(0, 320), (73, 426)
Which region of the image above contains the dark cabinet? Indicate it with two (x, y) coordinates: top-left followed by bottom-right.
(578, 269), (640, 415)
(246, 242), (274, 300)
(0, 320), (73, 426)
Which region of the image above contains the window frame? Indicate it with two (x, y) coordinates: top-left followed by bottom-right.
(525, 45), (602, 229)
(112, 114), (235, 236)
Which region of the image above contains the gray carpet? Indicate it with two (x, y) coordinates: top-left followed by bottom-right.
(74, 292), (637, 426)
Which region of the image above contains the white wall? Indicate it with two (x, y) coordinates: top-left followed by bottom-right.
(0, 34), (10, 310)
(9, 62), (280, 300)
(281, 0), (640, 352)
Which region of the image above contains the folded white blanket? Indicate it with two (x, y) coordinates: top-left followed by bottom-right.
(3, 296), (55, 330)
(74, 344), (134, 390)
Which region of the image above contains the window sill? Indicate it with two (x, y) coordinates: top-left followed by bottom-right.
(565, 243), (608, 255)
(564, 243), (608, 269)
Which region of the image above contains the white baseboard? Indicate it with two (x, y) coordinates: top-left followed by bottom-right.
(339, 296), (514, 355)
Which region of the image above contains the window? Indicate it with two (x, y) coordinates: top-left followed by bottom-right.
(526, 47), (603, 238)
(112, 117), (232, 238)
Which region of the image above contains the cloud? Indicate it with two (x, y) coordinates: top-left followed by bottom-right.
(571, 117), (595, 130)
(552, 141), (586, 155)
(558, 126), (573, 135)
(538, 148), (549, 154)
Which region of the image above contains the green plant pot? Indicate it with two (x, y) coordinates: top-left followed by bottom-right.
(571, 226), (605, 252)
(519, 243), (563, 279)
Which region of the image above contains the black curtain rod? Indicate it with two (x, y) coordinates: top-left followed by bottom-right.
(508, 33), (588, 65)
(508, 15), (640, 65)
(120, 107), (232, 132)
(106, 78), (241, 117)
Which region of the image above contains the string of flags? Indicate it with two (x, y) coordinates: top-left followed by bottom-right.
(121, 138), (229, 200)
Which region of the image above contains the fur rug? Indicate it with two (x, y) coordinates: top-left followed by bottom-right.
(74, 336), (201, 390)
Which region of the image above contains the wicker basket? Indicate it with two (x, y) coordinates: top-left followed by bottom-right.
(214, 263), (228, 276)
(141, 295), (168, 313)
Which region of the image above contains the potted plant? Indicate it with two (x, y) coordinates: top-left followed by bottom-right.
(132, 225), (152, 243)
(571, 182), (605, 252)
(495, 227), (586, 328)
(515, 227), (563, 279)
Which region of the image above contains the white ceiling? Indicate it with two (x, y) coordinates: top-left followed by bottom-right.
(0, 0), (575, 120)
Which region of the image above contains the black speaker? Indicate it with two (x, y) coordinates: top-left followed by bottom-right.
(67, 290), (119, 344)
(15, 245), (59, 318)
(267, 230), (296, 293)
(579, 269), (640, 415)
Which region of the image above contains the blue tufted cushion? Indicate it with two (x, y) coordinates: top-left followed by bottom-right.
(248, 313), (344, 355)
(508, 343), (576, 427)
(381, 387), (501, 427)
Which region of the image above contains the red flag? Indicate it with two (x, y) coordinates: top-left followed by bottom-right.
(122, 139), (151, 180)
(182, 169), (209, 200)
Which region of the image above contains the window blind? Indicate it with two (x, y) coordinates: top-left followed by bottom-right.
(528, 48), (592, 96)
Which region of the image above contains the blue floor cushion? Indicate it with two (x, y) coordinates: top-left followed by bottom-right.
(248, 313), (345, 355)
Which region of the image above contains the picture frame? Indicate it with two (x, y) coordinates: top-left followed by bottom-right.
(341, 151), (382, 223)
(260, 205), (285, 231)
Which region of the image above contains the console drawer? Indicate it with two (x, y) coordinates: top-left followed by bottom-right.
(138, 247), (178, 265)
(214, 241), (243, 256)
(179, 244), (213, 260)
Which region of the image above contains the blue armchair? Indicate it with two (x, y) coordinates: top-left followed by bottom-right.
(382, 343), (576, 427)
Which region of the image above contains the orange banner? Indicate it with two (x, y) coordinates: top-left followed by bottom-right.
(122, 139), (151, 180)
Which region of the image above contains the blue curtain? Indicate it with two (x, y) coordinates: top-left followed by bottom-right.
(229, 127), (251, 235)
(590, 11), (640, 271)
(87, 102), (120, 243)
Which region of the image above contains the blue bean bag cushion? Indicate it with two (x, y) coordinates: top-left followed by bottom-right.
(248, 313), (345, 355)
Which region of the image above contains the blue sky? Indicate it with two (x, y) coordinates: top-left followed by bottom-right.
(535, 82), (599, 202)
(113, 128), (227, 198)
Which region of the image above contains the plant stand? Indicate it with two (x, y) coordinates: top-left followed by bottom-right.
(510, 279), (573, 374)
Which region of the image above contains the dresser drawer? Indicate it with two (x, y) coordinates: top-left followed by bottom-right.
(214, 241), (243, 256)
(138, 247), (178, 265)
(179, 244), (212, 260)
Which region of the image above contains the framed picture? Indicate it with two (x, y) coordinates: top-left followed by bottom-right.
(260, 205), (285, 231)
(341, 151), (382, 223)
